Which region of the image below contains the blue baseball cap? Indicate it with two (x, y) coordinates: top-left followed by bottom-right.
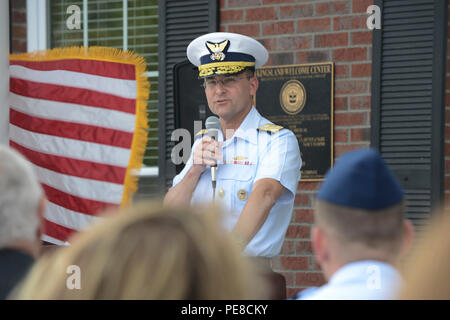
(317, 148), (404, 210)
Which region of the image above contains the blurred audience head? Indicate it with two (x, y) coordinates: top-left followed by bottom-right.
(399, 211), (450, 300)
(312, 148), (414, 280)
(0, 146), (45, 256)
(15, 202), (267, 299)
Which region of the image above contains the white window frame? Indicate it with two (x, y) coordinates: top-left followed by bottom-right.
(28, 0), (158, 178)
(27, 0), (48, 51)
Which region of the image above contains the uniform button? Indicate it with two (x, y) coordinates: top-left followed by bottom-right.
(218, 188), (225, 199)
(237, 189), (247, 200)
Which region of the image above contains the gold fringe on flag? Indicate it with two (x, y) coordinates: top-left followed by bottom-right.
(10, 46), (150, 208)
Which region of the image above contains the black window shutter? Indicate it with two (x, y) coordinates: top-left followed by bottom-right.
(371, 0), (448, 230)
(157, 0), (219, 191)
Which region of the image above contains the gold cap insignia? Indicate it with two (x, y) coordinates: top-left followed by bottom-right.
(237, 189), (248, 201)
(206, 40), (229, 61)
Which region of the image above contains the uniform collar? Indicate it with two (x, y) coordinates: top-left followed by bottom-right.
(329, 260), (402, 286)
(230, 106), (261, 145)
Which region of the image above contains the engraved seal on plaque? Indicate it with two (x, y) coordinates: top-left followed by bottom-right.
(279, 80), (306, 115)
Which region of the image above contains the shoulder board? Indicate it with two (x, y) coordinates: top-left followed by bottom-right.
(257, 123), (283, 134)
(194, 129), (208, 139)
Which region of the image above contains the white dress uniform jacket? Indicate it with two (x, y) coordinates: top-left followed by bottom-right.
(172, 107), (302, 257)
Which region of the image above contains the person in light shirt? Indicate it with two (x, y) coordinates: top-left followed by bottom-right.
(294, 148), (415, 300)
(164, 32), (302, 299)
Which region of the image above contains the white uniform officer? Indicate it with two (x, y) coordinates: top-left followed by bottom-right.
(164, 32), (302, 261)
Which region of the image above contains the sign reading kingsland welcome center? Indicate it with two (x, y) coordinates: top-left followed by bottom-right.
(256, 62), (334, 181)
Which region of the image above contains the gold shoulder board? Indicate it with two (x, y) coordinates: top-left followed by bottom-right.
(195, 129), (208, 138)
(257, 123), (283, 134)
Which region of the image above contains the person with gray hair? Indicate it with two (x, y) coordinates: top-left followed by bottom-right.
(0, 146), (46, 299)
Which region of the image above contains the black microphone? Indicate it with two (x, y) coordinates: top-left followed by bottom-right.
(205, 116), (221, 200)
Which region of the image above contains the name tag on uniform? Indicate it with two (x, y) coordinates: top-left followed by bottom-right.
(224, 156), (253, 165)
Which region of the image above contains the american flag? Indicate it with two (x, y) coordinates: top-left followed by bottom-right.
(9, 47), (149, 245)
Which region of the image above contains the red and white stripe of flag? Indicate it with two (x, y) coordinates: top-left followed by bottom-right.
(9, 51), (148, 245)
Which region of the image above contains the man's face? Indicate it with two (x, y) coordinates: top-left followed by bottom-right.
(203, 72), (258, 122)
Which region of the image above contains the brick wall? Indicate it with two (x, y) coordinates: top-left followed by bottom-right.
(10, 0), (27, 53)
(220, 0), (374, 297)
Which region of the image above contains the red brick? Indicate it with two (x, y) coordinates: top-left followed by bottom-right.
(350, 95), (371, 110)
(262, 21), (294, 36)
(297, 51), (330, 64)
(333, 16), (367, 31)
(298, 181), (320, 191)
(334, 112), (366, 126)
(316, 1), (350, 15)
(353, 0), (374, 13)
(263, 0), (293, 4)
(294, 193), (311, 206)
(351, 127), (371, 142)
(313, 260), (323, 271)
(296, 241), (313, 254)
(258, 38), (276, 51)
(12, 25), (26, 38)
(445, 108), (450, 122)
(285, 225), (310, 239)
(297, 18), (331, 33)
(13, 11), (26, 23)
(335, 80), (369, 95)
(333, 47), (367, 62)
(445, 160), (450, 172)
(334, 97), (349, 111)
(220, 0), (226, 9)
(334, 128), (349, 143)
(446, 142), (450, 156)
(228, 24), (260, 37)
(294, 209), (315, 223)
(446, 126), (450, 140)
(335, 65), (349, 79)
(286, 288), (300, 299)
(279, 4), (314, 19)
(280, 256), (309, 270)
(295, 272), (326, 287)
(267, 52), (294, 65)
(315, 33), (348, 48)
(334, 144), (369, 158)
(278, 35), (311, 50)
(445, 176), (450, 190)
(446, 93), (450, 106)
(352, 31), (373, 45)
(12, 40), (26, 53)
(11, 0), (26, 9)
(246, 7), (277, 21)
(220, 10), (243, 23)
(352, 63), (372, 78)
(229, 0), (262, 7)
(279, 240), (295, 255)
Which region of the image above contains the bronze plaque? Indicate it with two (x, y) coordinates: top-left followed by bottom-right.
(255, 62), (334, 181)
